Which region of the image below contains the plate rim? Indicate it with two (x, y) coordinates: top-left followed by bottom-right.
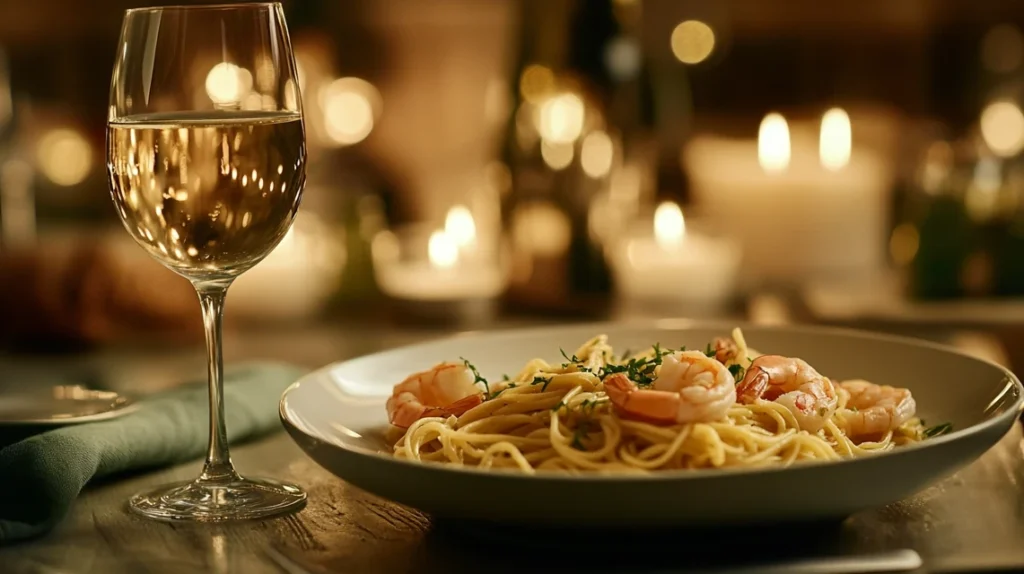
(280, 319), (1024, 482)
(0, 399), (139, 426)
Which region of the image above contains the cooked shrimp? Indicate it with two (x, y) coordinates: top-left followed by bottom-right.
(736, 355), (837, 433)
(713, 336), (740, 365)
(838, 379), (916, 439)
(713, 327), (759, 366)
(603, 350), (736, 425)
(386, 362), (484, 428)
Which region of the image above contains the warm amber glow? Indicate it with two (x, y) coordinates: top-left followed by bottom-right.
(654, 201), (684, 250)
(538, 93), (585, 144)
(444, 205), (476, 248)
(427, 230), (458, 269)
(520, 64), (555, 104)
(819, 107), (852, 171)
(980, 100), (1024, 157)
(511, 202), (572, 257)
(581, 130), (614, 178)
(320, 77), (381, 146)
(889, 223), (920, 266)
(540, 140), (574, 170)
(981, 24), (1024, 73)
(758, 113), (791, 173)
(670, 20), (715, 64)
(37, 128), (92, 186)
(205, 63), (252, 106)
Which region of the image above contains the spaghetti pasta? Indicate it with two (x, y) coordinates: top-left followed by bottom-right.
(389, 329), (932, 474)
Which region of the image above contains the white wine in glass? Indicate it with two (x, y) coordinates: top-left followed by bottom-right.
(106, 3), (307, 521)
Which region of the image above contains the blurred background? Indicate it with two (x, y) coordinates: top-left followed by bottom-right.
(3, 0), (1024, 373)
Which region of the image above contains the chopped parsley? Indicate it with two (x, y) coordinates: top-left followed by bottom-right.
(571, 420), (593, 450)
(923, 422), (953, 438)
(501, 374), (511, 382)
(530, 375), (554, 392)
(728, 363), (746, 380)
(460, 357), (491, 398)
(704, 343), (716, 358)
(599, 344), (671, 387)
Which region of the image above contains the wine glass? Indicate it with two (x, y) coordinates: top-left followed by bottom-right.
(106, 3), (306, 521)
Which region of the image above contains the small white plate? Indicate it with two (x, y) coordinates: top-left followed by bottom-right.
(280, 321), (1023, 527)
(0, 385), (137, 426)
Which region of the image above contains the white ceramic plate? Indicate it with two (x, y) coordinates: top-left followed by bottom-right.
(280, 321), (1023, 527)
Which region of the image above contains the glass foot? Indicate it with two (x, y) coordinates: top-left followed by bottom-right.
(129, 476), (306, 522)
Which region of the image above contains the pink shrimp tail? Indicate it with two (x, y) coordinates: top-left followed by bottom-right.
(603, 373), (633, 405)
(603, 373), (679, 425)
(736, 363), (770, 404)
(421, 393), (483, 419)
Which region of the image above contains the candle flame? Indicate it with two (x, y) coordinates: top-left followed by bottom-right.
(428, 231), (458, 269)
(444, 205), (477, 247)
(758, 113), (790, 173)
(654, 201), (685, 250)
(819, 107), (852, 171)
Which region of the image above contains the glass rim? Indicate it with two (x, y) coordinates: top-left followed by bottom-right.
(125, 2), (281, 15)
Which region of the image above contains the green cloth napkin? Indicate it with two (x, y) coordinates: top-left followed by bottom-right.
(0, 361), (305, 544)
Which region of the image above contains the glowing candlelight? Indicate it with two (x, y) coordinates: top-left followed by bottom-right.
(819, 108), (852, 171)
(758, 113), (791, 173)
(653, 201), (685, 251)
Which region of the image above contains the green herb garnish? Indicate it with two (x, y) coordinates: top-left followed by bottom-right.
(702, 342), (714, 358)
(460, 357), (491, 398)
(571, 420), (593, 450)
(530, 375), (554, 392)
(923, 422), (953, 438)
(728, 363), (746, 380)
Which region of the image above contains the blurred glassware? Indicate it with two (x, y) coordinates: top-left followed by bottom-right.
(500, 0), (662, 316)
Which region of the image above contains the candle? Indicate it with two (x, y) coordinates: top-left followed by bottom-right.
(231, 213), (345, 320)
(609, 201), (741, 309)
(683, 108), (894, 285)
(372, 207), (509, 322)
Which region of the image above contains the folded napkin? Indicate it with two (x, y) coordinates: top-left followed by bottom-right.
(0, 361), (305, 544)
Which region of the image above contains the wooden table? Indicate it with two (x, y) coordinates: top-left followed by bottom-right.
(1, 322), (1023, 573)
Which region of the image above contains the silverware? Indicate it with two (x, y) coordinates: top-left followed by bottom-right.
(677, 549), (923, 574)
(265, 544), (923, 574)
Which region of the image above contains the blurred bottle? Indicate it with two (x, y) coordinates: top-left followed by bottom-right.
(499, 0), (655, 316)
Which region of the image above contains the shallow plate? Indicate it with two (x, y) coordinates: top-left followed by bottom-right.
(0, 385), (137, 425)
(280, 321), (1023, 527)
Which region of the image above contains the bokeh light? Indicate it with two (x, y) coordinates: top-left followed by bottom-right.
(320, 77), (381, 146)
(205, 62), (252, 106)
(538, 93), (585, 144)
(541, 140), (574, 170)
(653, 201), (684, 250)
(519, 64), (555, 104)
(580, 130), (614, 178)
(758, 113), (791, 173)
(819, 108), (852, 171)
(37, 128), (92, 186)
(444, 205), (477, 247)
(428, 230), (458, 269)
(671, 20), (715, 64)
(981, 24), (1024, 74)
(980, 100), (1024, 157)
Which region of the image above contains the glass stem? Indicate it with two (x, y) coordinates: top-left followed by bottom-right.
(195, 280), (240, 483)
